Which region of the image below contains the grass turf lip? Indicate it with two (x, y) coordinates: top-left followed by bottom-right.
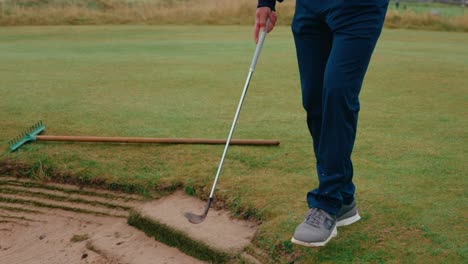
(127, 210), (231, 263)
(0, 158), (182, 199)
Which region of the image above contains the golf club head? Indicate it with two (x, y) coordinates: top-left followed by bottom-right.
(184, 212), (206, 224)
(184, 197), (213, 224)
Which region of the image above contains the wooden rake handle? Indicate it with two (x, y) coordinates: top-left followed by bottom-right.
(36, 135), (280, 146)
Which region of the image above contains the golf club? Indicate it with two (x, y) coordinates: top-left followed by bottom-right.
(184, 21), (270, 224)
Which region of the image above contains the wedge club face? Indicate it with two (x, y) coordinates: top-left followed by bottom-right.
(184, 212), (206, 224)
(184, 198), (212, 224)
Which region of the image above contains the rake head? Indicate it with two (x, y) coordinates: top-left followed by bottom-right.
(8, 121), (45, 152)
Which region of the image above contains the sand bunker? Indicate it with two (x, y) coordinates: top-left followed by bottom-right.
(0, 176), (203, 264)
(0, 176), (261, 264)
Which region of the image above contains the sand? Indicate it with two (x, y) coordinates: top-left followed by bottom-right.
(0, 176), (261, 263)
(0, 176), (204, 264)
(136, 191), (258, 254)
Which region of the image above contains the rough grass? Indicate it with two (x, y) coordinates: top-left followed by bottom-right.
(0, 0), (467, 31)
(388, 1), (467, 18)
(0, 26), (466, 262)
(0, 0), (263, 25)
(386, 9), (468, 31)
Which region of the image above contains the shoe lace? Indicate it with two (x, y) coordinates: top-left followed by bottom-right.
(304, 208), (326, 228)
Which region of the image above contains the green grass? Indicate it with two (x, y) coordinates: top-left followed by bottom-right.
(0, 25), (467, 263)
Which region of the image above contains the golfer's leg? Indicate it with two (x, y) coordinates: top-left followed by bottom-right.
(291, 3), (332, 157)
(307, 1), (389, 214)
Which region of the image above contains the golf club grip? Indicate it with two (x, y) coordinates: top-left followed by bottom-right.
(250, 18), (269, 71)
(35, 135), (279, 146)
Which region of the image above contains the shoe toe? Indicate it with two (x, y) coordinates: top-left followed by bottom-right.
(293, 223), (323, 243)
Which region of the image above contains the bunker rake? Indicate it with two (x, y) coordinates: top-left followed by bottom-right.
(7, 121), (279, 152)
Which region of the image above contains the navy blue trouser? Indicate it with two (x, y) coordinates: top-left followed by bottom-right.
(291, 0), (389, 215)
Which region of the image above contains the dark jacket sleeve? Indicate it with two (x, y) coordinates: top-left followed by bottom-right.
(257, 0), (283, 11)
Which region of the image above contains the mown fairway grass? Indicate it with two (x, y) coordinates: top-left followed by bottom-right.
(0, 26), (466, 263)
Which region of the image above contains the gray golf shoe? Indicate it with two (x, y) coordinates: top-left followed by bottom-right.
(336, 201), (361, 227)
(291, 208), (337, 247)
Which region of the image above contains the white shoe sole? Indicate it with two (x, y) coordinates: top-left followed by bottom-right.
(290, 226), (338, 247)
(336, 212), (361, 227)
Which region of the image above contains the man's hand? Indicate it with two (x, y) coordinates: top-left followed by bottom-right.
(254, 7), (277, 43)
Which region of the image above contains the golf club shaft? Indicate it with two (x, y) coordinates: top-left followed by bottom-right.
(208, 25), (269, 198)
